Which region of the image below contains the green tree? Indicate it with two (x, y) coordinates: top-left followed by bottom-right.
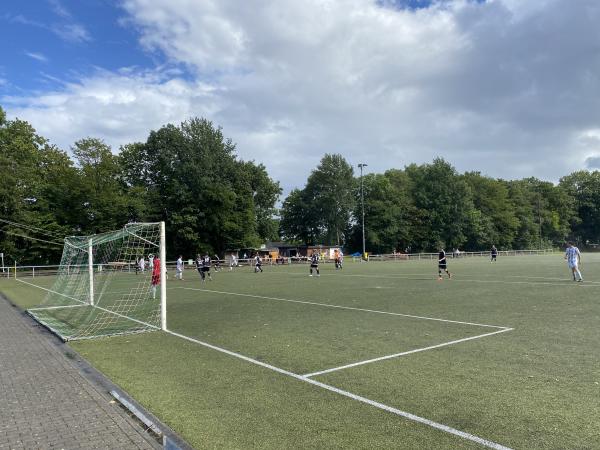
(0, 107), (76, 263)
(72, 138), (130, 232)
(462, 172), (519, 249)
(305, 154), (355, 245)
(120, 118), (281, 256)
(349, 171), (413, 254)
(405, 158), (475, 251)
(559, 171), (599, 244)
(279, 189), (319, 244)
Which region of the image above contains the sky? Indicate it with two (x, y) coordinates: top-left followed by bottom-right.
(2, 0), (600, 193)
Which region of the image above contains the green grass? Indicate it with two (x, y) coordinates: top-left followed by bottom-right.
(2, 254), (600, 449)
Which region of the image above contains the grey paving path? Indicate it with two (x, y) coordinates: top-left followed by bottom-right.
(0, 296), (161, 450)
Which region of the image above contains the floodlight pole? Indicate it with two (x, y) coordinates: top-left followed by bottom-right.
(538, 195), (542, 250)
(358, 163), (368, 261)
(88, 238), (94, 306)
(160, 221), (167, 331)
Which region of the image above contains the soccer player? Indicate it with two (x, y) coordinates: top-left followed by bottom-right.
(334, 249), (340, 270)
(139, 255), (146, 273)
(148, 254), (154, 273)
(254, 254), (263, 273)
(202, 253), (212, 281)
(491, 245), (498, 262)
(564, 242), (583, 282)
(176, 255), (184, 280)
(151, 256), (160, 299)
(309, 252), (320, 277)
(438, 247), (452, 280)
(195, 254), (210, 282)
(229, 253), (238, 271)
(213, 254), (221, 272)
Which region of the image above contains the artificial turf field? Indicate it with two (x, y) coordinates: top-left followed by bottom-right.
(1, 253), (600, 449)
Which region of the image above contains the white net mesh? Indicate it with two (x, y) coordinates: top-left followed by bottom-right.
(28, 223), (163, 340)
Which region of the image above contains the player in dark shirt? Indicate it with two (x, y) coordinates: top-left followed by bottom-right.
(491, 245), (498, 262)
(213, 254), (221, 272)
(438, 248), (452, 280)
(309, 253), (320, 277)
(196, 254), (212, 282)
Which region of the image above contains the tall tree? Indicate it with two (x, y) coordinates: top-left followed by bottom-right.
(305, 154), (355, 245)
(72, 138), (130, 233)
(559, 171), (599, 244)
(462, 172), (519, 249)
(348, 171), (413, 254)
(120, 118), (280, 256)
(405, 158), (475, 251)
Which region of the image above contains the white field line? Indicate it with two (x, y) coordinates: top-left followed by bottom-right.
(16, 278), (159, 331)
(165, 329), (511, 450)
(177, 287), (508, 329)
(29, 304), (88, 311)
(384, 272), (600, 284)
(268, 271), (600, 287)
(16, 278), (86, 304)
(303, 328), (514, 378)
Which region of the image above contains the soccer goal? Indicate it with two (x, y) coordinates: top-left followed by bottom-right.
(27, 222), (167, 341)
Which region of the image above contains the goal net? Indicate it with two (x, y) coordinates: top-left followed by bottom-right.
(27, 222), (166, 341)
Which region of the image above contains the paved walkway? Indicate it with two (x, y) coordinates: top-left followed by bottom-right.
(0, 296), (161, 450)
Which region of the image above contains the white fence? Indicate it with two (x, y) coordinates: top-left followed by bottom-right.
(365, 249), (555, 262)
(1, 249), (557, 278)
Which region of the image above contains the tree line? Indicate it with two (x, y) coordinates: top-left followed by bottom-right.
(1, 105), (599, 265)
(0, 107), (280, 265)
(280, 155), (600, 254)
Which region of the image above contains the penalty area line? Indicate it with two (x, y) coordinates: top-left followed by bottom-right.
(164, 328), (512, 450)
(177, 287), (507, 329)
(303, 328), (514, 378)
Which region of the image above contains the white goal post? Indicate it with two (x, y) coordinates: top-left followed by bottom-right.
(27, 222), (167, 341)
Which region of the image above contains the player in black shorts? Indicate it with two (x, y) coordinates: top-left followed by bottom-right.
(213, 254), (221, 272)
(438, 248), (451, 280)
(254, 254), (263, 272)
(196, 254), (212, 282)
(491, 245), (498, 262)
(309, 253), (320, 277)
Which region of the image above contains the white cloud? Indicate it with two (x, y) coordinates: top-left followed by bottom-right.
(5, 0), (600, 191)
(52, 23), (91, 43)
(4, 69), (217, 150)
(48, 0), (72, 19)
(24, 51), (48, 63)
(7, 6), (91, 44)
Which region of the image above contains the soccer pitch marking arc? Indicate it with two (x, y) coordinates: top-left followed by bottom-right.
(165, 329), (513, 450)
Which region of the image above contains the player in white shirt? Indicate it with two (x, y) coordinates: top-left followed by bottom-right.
(564, 242), (583, 282)
(230, 253), (238, 271)
(176, 255), (184, 280)
(254, 254), (263, 272)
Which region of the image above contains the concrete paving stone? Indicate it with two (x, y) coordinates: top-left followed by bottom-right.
(0, 297), (160, 450)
